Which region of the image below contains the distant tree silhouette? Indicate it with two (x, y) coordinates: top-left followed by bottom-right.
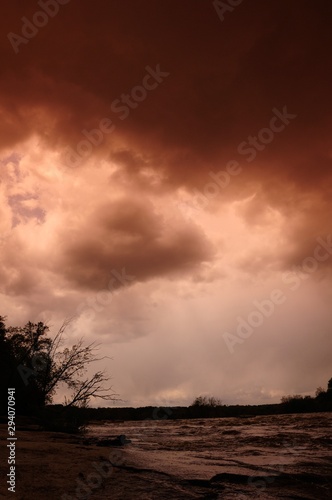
(328, 378), (332, 392)
(281, 377), (332, 413)
(314, 377), (332, 403)
(189, 395), (224, 418)
(315, 386), (325, 397)
(191, 395), (222, 407)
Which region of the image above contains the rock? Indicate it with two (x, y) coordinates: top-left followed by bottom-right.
(96, 434), (131, 447)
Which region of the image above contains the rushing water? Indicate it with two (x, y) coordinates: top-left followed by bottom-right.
(87, 412), (332, 499)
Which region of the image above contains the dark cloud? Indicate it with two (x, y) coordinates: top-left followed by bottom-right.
(1, 1), (332, 273)
(1, 1), (331, 185)
(1, 0), (332, 405)
(57, 197), (213, 290)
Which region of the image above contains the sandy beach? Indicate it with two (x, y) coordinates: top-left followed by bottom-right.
(1, 413), (332, 499)
(0, 423), (218, 499)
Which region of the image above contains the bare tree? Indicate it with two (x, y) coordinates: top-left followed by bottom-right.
(41, 319), (117, 407)
(4, 316), (117, 409)
(191, 395), (222, 407)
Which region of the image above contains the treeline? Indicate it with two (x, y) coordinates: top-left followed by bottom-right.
(56, 379), (332, 422)
(83, 403), (283, 421)
(2, 314), (331, 425)
(280, 380), (332, 413)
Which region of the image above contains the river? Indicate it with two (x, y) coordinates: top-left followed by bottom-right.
(87, 412), (332, 499)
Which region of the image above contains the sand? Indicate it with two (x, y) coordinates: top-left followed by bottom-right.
(0, 424), (208, 499)
(1, 416), (331, 499)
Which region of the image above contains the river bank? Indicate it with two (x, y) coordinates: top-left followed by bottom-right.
(0, 412), (331, 499)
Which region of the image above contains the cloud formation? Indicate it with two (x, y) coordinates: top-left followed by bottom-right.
(1, 0), (332, 405)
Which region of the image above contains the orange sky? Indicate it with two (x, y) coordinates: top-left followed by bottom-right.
(1, 0), (332, 406)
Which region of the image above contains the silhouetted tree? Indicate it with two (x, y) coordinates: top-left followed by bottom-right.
(191, 395), (222, 407)
(1, 316), (116, 416)
(328, 378), (332, 392)
(190, 395), (223, 418)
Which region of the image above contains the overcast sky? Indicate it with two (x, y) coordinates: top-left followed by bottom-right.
(1, 0), (332, 407)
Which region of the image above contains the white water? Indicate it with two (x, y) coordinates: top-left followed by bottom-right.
(87, 412), (332, 498)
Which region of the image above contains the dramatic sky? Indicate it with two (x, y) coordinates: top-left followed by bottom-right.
(1, 0), (332, 407)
